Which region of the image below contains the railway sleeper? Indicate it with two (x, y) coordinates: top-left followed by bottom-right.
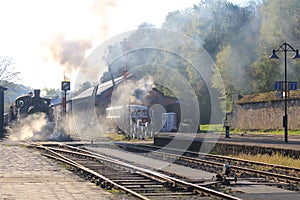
(125, 185), (165, 189)
(120, 182), (161, 186)
(163, 181), (195, 193)
(102, 172), (140, 176)
(144, 192), (197, 197)
(133, 188), (172, 193)
(79, 164), (108, 170)
(110, 176), (150, 180)
(127, 188), (169, 193)
(113, 179), (154, 182)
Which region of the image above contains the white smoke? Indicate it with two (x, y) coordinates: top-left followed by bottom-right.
(44, 0), (118, 79)
(8, 113), (54, 141)
(90, 0), (117, 39)
(133, 76), (155, 104)
(46, 33), (92, 75)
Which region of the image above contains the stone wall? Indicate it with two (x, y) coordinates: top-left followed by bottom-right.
(229, 98), (300, 130)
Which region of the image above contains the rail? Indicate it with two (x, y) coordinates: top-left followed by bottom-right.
(32, 142), (242, 200)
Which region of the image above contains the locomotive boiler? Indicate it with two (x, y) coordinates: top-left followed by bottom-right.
(9, 89), (53, 122)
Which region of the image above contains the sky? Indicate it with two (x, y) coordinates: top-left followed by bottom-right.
(0, 0), (248, 90)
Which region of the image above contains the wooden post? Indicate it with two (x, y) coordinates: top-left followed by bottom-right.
(0, 86), (7, 136)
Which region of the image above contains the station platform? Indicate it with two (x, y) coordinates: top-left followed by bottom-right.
(217, 132), (300, 150)
(153, 132), (300, 158)
(0, 139), (117, 200)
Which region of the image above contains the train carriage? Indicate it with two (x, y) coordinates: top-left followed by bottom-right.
(49, 75), (179, 138)
(106, 104), (150, 138)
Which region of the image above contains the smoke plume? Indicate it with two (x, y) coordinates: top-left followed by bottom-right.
(90, 0), (117, 39)
(47, 33), (92, 74)
(45, 0), (118, 78)
(133, 76), (155, 104)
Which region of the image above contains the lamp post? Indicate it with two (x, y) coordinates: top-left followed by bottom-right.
(269, 42), (300, 143)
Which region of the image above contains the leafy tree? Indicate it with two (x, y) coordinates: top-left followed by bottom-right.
(42, 88), (60, 97)
(252, 57), (280, 92)
(73, 81), (92, 96)
(253, 0), (300, 92)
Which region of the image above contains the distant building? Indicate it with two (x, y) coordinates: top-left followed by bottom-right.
(228, 90), (300, 130)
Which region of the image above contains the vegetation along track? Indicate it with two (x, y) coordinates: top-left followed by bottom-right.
(114, 143), (300, 190)
(30, 143), (241, 200)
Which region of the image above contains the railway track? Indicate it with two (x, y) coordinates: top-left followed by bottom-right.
(30, 143), (241, 200)
(113, 143), (300, 186)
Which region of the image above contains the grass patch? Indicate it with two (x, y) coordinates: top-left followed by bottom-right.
(200, 124), (223, 132)
(104, 133), (152, 142)
(231, 153), (300, 168)
(104, 133), (127, 141)
(231, 129), (300, 135)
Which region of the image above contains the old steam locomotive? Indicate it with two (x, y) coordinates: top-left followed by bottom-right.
(9, 89), (53, 122)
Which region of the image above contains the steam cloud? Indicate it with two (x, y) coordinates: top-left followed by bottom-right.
(8, 113), (54, 141)
(47, 33), (92, 74)
(133, 76), (155, 104)
(8, 113), (72, 141)
(45, 0), (117, 76)
(91, 0), (117, 39)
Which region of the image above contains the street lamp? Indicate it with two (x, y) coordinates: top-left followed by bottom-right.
(269, 42), (300, 143)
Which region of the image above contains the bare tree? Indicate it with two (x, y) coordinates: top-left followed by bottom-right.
(0, 56), (20, 88)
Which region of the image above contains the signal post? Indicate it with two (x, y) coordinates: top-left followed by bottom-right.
(61, 81), (70, 116)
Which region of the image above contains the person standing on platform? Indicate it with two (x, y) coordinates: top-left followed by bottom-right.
(224, 114), (231, 138)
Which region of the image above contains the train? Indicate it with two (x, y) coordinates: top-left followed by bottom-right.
(9, 89), (53, 122)
(6, 89), (57, 140)
(6, 75), (180, 140)
(50, 75), (180, 139)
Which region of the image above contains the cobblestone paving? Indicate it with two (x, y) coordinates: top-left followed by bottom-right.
(0, 142), (118, 200)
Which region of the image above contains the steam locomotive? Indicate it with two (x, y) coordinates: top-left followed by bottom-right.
(9, 89), (53, 122)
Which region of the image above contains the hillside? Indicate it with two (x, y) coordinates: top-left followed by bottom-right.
(3, 84), (32, 112)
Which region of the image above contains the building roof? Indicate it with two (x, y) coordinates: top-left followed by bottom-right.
(50, 75), (131, 105)
(96, 76), (124, 96)
(236, 90), (300, 104)
(59, 75), (129, 102)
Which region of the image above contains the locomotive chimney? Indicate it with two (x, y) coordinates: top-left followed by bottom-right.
(34, 89), (40, 98)
(32, 89), (41, 106)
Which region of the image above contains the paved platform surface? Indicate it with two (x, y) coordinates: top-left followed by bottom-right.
(155, 132), (300, 151)
(0, 140), (118, 200)
(218, 132), (300, 150)
(229, 181), (300, 200)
